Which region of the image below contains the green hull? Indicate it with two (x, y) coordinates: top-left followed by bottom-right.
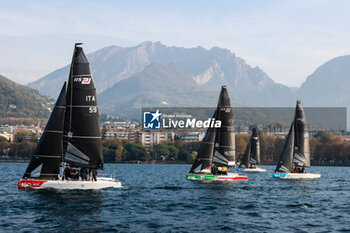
(186, 174), (217, 181)
(186, 173), (247, 181)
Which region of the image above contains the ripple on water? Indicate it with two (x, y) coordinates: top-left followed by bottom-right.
(1, 164), (350, 232)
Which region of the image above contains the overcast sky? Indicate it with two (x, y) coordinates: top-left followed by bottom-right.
(1, 0), (350, 87)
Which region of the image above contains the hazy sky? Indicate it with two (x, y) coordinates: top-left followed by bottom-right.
(1, 0), (350, 87)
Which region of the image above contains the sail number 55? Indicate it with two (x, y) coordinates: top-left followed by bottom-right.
(89, 106), (97, 113)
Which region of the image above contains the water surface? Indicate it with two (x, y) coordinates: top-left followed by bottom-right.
(1, 163), (349, 232)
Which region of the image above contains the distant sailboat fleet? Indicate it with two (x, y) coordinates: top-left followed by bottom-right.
(18, 43), (321, 190)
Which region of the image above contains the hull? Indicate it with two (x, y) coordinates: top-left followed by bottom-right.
(238, 167), (266, 173)
(18, 177), (122, 190)
(272, 172), (321, 179)
(186, 172), (247, 181)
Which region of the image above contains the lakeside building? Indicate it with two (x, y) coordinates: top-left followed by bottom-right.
(103, 126), (141, 142)
(141, 130), (175, 153)
(266, 124), (288, 137)
(103, 120), (138, 129)
(0, 124), (41, 142)
(178, 131), (205, 142)
(336, 135), (350, 142)
(236, 124), (249, 134)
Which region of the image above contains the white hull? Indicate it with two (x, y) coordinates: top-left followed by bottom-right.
(273, 172), (321, 179)
(240, 167), (266, 173)
(18, 177), (122, 190)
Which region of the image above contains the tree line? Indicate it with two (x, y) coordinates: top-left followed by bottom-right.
(1, 130), (350, 165)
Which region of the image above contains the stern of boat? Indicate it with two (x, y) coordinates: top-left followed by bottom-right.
(18, 179), (48, 189)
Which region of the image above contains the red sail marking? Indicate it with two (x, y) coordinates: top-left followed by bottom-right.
(18, 180), (48, 189)
(81, 77), (91, 84)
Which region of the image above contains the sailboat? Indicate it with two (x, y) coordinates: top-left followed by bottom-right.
(186, 86), (247, 181)
(18, 43), (121, 189)
(238, 128), (266, 172)
(272, 100), (321, 179)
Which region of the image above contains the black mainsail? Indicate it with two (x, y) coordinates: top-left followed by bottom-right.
(250, 128), (260, 166)
(274, 100), (311, 173)
(275, 122), (295, 173)
(189, 113), (217, 173)
(63, 43), (103, 169)
(23, 83), (67, 180)
(213, 86), (235, 167)
(239, 140), (251, 168)
(293, 101), (310, 167)
(239, 128), (260, 168)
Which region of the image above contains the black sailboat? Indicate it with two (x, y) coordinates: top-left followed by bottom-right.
(187, 86), (247, 181)
(239, 128), (262, 169)
(19, 43), (121, 189)
(273, 101), (320, 179)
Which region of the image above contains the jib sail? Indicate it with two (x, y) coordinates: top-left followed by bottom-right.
(275, 122), (295, 173)
(189, 113), (217, 173)
(23, 82), (67, 180)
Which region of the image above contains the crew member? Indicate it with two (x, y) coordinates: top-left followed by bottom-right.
(63, 166), (71, 180)
(71, 167), (79, 180)
(221, 166), (228, 175)
(90, 169), (97, 181)
(80, 168), (88, 181)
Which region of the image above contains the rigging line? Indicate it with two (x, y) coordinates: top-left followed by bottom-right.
(67, 105), (100, 108)
(72, 74), (92, 77)
(34, 155), (61, 158)
(44, 130), (63, 134)
(55, 106), (66, 109)
(63, 135), (101, 139)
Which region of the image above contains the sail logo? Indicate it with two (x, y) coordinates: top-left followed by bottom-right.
(143, 109), (162, 129)
(82, 77), (91, 84)
(73, 77), (91, 84)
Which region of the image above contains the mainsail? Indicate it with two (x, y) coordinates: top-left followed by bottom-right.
(239, 140), (251, 168)
(250, 128), (260, 165)
(275, 122), (295, 173)
(189, 113), (217, 173)
(239, 128), (260, 168)
(63, 43), (103, 169)
(213, 86), (235, 167)
(23, 83), (67, 180)
(293, 101), (310, 167)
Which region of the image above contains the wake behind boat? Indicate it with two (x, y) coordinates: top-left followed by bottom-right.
(18, 43), (121, 190)
(186, 86), (247, 181)
(237, 128), (266, 172)
(272, 101), (321, 179)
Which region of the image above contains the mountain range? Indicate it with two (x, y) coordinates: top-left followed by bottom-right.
(297, 55), (350, 107)
(0, 74), (50, 118)
(3, 41), (348, 128)
(28, 41), (296, 117)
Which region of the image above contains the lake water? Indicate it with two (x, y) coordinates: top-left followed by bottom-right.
(1, 163), (350, 232)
